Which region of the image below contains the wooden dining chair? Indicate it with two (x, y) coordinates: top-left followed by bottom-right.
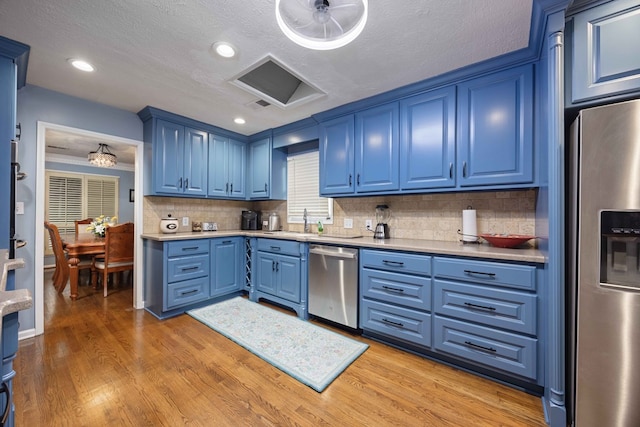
(75, 218), (93, 236)
(44, 222), (94, 292)
(92, 222), (134, 297)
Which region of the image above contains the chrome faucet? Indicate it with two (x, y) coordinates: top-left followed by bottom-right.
(303, 208), (310, 233)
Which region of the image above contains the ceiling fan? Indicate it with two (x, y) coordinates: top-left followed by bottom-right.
(275, 0), (369, 50)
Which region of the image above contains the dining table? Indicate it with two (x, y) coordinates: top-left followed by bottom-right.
(61, 233), (105, 300)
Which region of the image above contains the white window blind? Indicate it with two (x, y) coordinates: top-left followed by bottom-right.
(45, 170), (119, 253)
(287, 151), (333, 224)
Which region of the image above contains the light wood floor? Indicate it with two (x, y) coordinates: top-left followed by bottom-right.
(14, 270), (547, 426)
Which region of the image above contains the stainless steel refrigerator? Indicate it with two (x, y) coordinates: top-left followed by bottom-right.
(568, 99), (640, 427)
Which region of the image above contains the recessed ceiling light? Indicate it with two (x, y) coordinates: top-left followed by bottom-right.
(212, 42), (236, 58)
(68, 58), (95, 72)
(234, 117), (246, 125)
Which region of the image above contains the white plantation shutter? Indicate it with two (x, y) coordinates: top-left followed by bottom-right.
(46, 174), (83, 234)
(45, 170), (119, 254)
(87, 178), (117, 218)
(287, 151), (333, 224)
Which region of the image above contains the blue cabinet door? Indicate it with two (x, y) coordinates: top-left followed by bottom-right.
(355, 102), (400, 193)
(457, 65), (534, 187)
(207, 134), (229, 198)
(228, 139), (246, 198)
(319, 115), (355, 195)
(248, 137), (271, 199)
(276, 254), (301, 303)
(400, 87), (456, 190)
(571, 0), (640, 103)
(183, 127), (208, 196)
(211, 238), (243, 297)
(255, 251), (277, 294)
(154, 119), (185, 194)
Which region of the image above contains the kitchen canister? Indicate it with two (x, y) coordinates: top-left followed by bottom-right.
(461, 206), (478, 243)
(160, 214), (179, 234)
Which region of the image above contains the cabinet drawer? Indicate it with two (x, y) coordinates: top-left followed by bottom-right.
(361, 299), (431, 347)
(361, 249), (431, 276)
(166, 277), (209, 309)
(433, 257), (535, 291)
(433, 316), (537, 380)
(433, 280), (536, 335)
(257, 238), (301, 256)
(361, 269), (431, 310)
(167, 240), (209, 257)
(167, 254), (210, 283)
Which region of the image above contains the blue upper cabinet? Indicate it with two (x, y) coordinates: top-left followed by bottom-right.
(154, 120), (185, 194)
(355, 102), (400, 193)
(319, 103), (399, 196)
(400, 87), (456, 190)
(569, 0), (640, 104)
(183, 127), (208, 196)
(248, 132), (286, 200)
(228, 139), (247, 198)
(319, 115), (355, 195)
(208, 134), (246, 199)
(152, 119), (207, 196)
(457, 64), (534, 187)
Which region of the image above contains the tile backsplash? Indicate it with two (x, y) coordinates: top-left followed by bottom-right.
(144, 189), (536, 243)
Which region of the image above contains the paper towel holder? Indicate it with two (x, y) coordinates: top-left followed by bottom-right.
(459, 205), (481, 244)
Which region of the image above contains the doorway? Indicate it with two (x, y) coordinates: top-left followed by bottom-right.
(34, 121), (144, 335)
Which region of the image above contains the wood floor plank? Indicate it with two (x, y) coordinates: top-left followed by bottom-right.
(13, 270), (547, 426)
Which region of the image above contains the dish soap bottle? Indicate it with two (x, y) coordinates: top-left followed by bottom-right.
(317, 221), (323, 235)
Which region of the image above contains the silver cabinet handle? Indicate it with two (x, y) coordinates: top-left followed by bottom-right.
(449, 163), (453, 179)
(462, 161), (467, 178)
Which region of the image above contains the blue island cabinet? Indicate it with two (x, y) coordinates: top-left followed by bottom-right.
(0, 35), (29, 427)
(457, 64), (534, 188)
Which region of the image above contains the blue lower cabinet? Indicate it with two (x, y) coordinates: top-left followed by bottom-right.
(360, 299), (431, 347)
(211, 238), (244, 297)
(433, 316), (537, 380)
(144, 237), (243, 319)
(250, 238), (308, 319)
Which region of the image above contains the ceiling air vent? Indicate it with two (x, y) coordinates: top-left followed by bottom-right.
(231, 56), (325, 109)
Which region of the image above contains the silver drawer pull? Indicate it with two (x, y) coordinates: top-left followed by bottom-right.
(381, 318), (404, 328)
(464, 341), (497, 353)
(181, 289), (199, 296)
(181, 247), (200, 251)
(270, 246), (281, 251)
(464, 302), (496, 311)
(463, 269), (496, 278)
(382, 285), (405, 293)
(383, 260), (404, 267)
(181, 266), (199, 272)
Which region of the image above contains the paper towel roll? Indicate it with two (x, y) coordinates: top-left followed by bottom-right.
(462, 209), (478, 242)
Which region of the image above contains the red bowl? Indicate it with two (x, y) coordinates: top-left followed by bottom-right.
(480, 234), (536, 248)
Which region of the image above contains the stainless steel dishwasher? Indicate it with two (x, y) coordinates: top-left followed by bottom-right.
(308, 244), (359, 329)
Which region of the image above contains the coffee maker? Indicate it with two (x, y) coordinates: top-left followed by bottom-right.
(241, 210), (261, 230)
(374, 204), (391, 239)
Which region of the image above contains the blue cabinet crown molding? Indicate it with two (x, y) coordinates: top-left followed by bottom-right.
(0, 36), (29, 89)
(312, 0), (571, 123)
(137, 106), (249, 142)
(272, 117), (319, 149)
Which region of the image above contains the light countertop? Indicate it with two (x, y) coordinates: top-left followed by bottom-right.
(141, 230), (546, 264)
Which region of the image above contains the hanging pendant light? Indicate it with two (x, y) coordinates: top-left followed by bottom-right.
(88, 143), (117, 167)
(275, 0), (368, 50)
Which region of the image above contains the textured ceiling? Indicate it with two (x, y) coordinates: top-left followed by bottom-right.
(1, 0), (533, 150)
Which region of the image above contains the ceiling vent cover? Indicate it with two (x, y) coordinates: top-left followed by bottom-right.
(231, 56), (325, 109)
